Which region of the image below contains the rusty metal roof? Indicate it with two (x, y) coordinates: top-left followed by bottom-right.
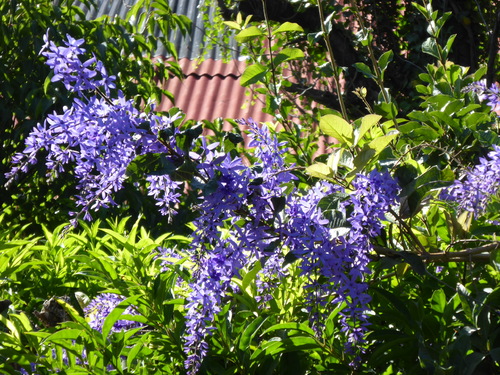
(79, 0), (272, 123)
(158, 58), (274, 123)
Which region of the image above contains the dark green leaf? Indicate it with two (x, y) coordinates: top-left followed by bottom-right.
(399, 252), (426, 275)
(238, 316), (267, 351)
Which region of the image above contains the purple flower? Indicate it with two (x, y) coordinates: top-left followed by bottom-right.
(441, 145), (500, 216)
(465, 80), (500, 114)
(40, 31), (115, 95)
(6, 33), (175, 223)
(83, 293), (142, 333)
(147, 174), (183, 219)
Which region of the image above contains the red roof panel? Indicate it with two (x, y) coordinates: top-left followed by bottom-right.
(159, 58), (274, 125)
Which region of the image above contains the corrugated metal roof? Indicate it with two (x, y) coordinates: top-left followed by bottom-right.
(79, 0), (272, 123)
(79, 0), (240, 59)
(159, 59), (274, 124)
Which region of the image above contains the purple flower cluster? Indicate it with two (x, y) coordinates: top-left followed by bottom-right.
(441, 145), (500, 216)
(147, 174), (183, 219)
(182, 119), (296, 374)
(5, 33), (180, 224)
(465, 80), (500, 114)
(40, 32), (116, 95)
(84, 293), (142, 333)
(340, 170), (399, 347)
(282, 171), (399, 346)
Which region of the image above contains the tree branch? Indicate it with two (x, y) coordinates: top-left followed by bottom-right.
(373, 242), (500, 263)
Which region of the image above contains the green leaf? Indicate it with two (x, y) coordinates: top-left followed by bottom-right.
(483, 286), (500, 309)
(241, 64), (267, 86)
(272, 22), (304, 34)
(223, 21), (241, 30)
(44, 328), (83, 342)
(491, 247), (500, 272)
(403, 125), (440, 142)
(422, 37), (440, 59)
(326, 148), (344, 174)
(241, 261), (262, 293)
(354, 62), (375, 79)
(126, 332), (151, 369)
(457, 283), (473, 323)
(43, 75), (52, 95)
(317, 192), (349, 228)
(415, 165), (454, 197)
(473, 65), (487, 81)
(255, 336), (320, 359)
(354, 114), (382, 145)
(374, 102), (398, 120)
(102, 295), (141, 338)
(235, 26), (264, 42)
(378, 50), (394, 73)
(353, 132), (398, 171)
(274, 48), (305, 65)
(319, 114), (353, 145)
(261, 322), (316, 337)
(305, 163), (334, 180)
(238, 316), (267, 351)
(430, 289), (446, 313)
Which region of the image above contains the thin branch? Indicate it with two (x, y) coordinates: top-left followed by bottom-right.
(317, 0), (348, 120)
(373, 242), (500, 263)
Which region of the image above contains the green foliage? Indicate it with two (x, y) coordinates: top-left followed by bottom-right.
(2, 0), (500, 374)
(0, 215), (191, 373)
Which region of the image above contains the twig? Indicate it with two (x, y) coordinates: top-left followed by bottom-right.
(317, 0), (348, 120)
(373, 242), (500, 263)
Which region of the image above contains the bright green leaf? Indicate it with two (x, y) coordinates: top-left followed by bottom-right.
(102, 295), (141, 338)
(44, 328), (83, 342)
(238, 316), (266, 351)
(261, 322), (315, 337)
(353, 132), (398, 170)
(355, 114), (382, 145)
(241, 64), (267, 86)
(223, 21), (241, 30)
(378, 50), (394, 72)
(319, 114), (353, 145)
(235, 26), (264, 42)
(272, 22), (304, 34)
(274, 48), (305, 65)
(305, 163), (334, 180)
(430, 289), (446, 313)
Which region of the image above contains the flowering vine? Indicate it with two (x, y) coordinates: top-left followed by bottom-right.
(6, 33), (402, 374)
